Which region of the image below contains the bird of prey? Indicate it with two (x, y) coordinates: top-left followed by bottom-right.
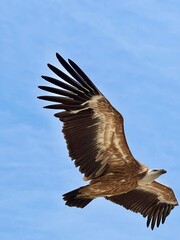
(38, 53), (178, 230)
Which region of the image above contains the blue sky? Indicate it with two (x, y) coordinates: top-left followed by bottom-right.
(1, 0), (180, 239)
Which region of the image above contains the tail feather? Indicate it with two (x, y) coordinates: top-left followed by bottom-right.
(63, 186), (93, 208)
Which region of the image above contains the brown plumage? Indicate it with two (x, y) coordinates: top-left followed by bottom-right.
(38, 53), (178, 230)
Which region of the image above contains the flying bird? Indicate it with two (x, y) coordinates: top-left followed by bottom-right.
(38, 53), (178, 230)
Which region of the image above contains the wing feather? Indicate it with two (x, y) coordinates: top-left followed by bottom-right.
(106, 181), (178, 230)
(38, 53), (141, 180)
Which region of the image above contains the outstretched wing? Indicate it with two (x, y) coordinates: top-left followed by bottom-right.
(106, 181), (178, 230)
(38, 53), (141, 180)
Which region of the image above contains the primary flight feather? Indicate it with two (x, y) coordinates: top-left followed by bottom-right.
(38, 53), (178, 230)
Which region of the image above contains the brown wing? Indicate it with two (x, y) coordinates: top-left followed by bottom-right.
(106, 181), (178, 230)
(38, 53), (141, 180)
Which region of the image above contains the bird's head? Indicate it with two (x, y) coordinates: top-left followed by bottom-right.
(147, 169), (167, 180)
(139, 169), (167, 184)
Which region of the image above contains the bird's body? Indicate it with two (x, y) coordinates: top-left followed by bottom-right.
(38, 53), (178, 230)
(78, 169), (143, 198)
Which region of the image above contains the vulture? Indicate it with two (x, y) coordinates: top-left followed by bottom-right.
(38, 53), (178, 230)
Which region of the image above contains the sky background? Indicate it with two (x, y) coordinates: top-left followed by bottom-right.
(1, 0), (180, 239)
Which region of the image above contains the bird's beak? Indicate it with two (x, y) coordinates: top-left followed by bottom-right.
(160, 169), (167, 174)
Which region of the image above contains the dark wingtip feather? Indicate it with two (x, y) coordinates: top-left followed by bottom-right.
(147, 214), (152, 228)
(56, 52), (60, 58)
(43, 104), (61, 109)
(47, 63), (55, 72)
(41, 75), (48, 80)
(67, 58), (100, 94)
(56, 52), (66, 65)
(43, 105), (51, 109)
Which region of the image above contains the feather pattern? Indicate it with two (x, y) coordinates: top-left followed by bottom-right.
(106, 181), (178, 230)
(38, 53), (141, 180)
